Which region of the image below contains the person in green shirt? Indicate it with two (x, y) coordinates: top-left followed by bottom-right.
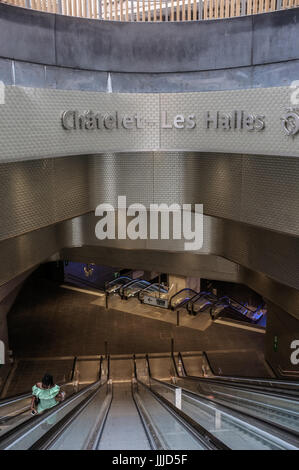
(31, 373), (63, 415)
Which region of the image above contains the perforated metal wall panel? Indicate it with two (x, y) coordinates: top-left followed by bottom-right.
(159, 87), (297, 157)
(0, 150), (299, 242)
(0, 86), (299, 162)
(0, 157), (92, 240)
(0, 85), (298, 298)
(241, 155), (299, 233)
(0, 87), (160, 163)
(89, 153), (155, 208)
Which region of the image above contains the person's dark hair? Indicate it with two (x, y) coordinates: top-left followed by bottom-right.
(42, 374), (54, 387)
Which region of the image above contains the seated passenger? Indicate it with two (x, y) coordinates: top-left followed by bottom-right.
(31, 373), (64, 415)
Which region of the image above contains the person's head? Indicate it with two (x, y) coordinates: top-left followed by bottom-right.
(42, 373), (54, 388)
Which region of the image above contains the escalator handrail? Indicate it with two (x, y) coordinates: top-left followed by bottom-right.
(170, 351), (179, 377)
(89, 381), (113, 450)
(0, 381), (77, 424)
(186, 291), (211, 313)
(137, 378), (229, 450)
(137, 283), (168, 302)
(0, 379), (102, 449)
(149, 375), (299, 445)
(133, 354), (138, 379)
(174, 372), (299, 399)
(0, 391), (32, 407)
(226, 295), (262, 314)
(29, 380), (110, 450)
(0, 379), (76, 409)
(145, 354), (152, 378)
(118, 278), (143, 297)
(70, 356), (77, 382)
(137, 283), (155, 301)
(181, 371), (299, 390)
(123, 280), (151, 298)
(152, 350), (297, 392)
(131, 380), (161, 450)
(202, 351), (215, 375)
(169, 288), (198, 310)
(171, 376), (299, 443)
(104, 276), (132, 292)
(178, 352), (188, 376)
(98, 356), (103, 381)
(107, 355), (111, 380)
(182, 349), (295, 386)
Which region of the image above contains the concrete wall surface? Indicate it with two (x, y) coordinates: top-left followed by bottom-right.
(1, 5), (299, 92)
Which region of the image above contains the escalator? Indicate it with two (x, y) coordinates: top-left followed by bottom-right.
(104, 276), (132, 296)
(1, 352), (297, 450)
(172, 352), (299, 437)
(138, 283), (169, 303)
(141, 353), (299, 450)
(186, 292), (218, 316)
(0, 356), (107, 449)
(83, 356), (224, 450)
(169, 288), (198, 311)
(0, 355), (228, 450)
(120, 280), (151, 300)
(211, 297), (264, 324)
(0, 373), (78, 438)
(175, 352), (299, 397)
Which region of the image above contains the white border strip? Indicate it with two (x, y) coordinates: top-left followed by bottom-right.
(214, 319), (265, 334)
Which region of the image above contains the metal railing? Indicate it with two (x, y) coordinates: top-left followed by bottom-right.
(1, 0), (299, 22)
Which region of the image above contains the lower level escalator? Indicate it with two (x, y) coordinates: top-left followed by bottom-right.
(0, 353), (298, 450)
(172, 352), (299, 436)
(141, 354), (299, 450)
(97, 382), (151, 450)
(0, 356), (222, 450)
(147, 378), (298, 450)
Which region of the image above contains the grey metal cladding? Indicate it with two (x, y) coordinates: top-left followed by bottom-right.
(53, 156), (91, 221)
(153, 152), (193, 206)
(1, 86), (299, 163)
(0, 87), (160, 163)
(0, 86), (298, 245)
(0, 150), (299, 242)
(0, 157), (92, 241)
(241, 155), (299, 233)
(153, 152), (299, 236)
(159, 87), (297, 157)
(0, 159), (56, 239)
(195, 153), (243, 221)
(222, 220), (299, 291)
(89, 153), (154, 208)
